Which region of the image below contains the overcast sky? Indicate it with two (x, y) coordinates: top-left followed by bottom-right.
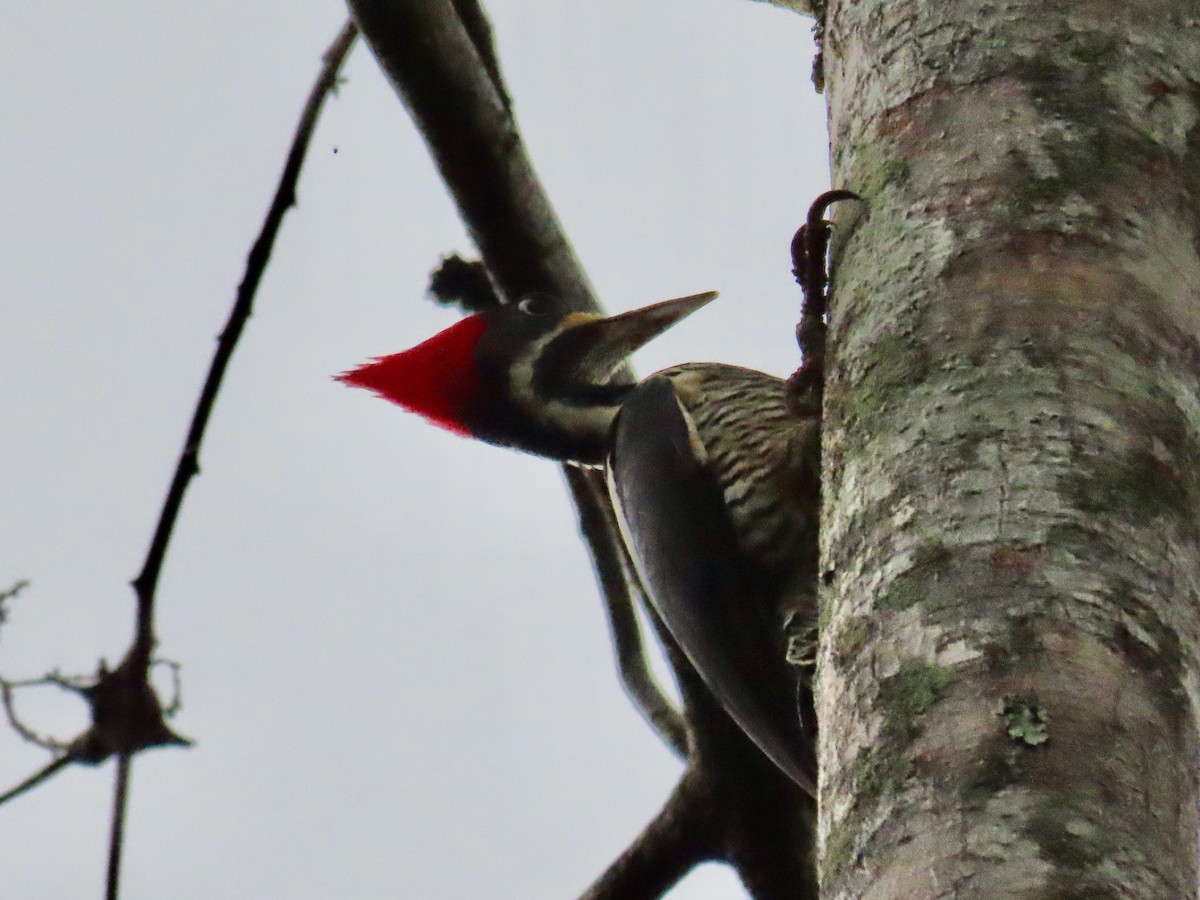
(1, 2), (829, 896)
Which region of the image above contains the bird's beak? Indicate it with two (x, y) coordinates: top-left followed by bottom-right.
(556, 291), (719, 379)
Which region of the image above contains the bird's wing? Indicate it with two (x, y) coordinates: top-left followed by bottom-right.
(609, 375), (816, 794)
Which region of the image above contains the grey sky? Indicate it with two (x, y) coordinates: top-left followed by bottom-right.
(1, 1), (828, 896)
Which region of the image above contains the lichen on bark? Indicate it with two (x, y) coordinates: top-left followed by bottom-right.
(817, 0), (1200, 896)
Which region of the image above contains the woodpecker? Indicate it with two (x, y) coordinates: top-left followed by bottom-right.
(338, 195), (853, 794)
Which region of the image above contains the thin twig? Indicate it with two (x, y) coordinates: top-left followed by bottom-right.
(0, 580), (29, 602)
(4, 670), (91, 691)
(565, 467), (687, 758)
(98, 21), (359, 898)
(105, 755), (131, 900)
(0, 755), (72, 807)
(0, 579), (29, 625)
(128, 18), (359, 665)
(0, 678), (74, 751)
(151, 659), (185, 718)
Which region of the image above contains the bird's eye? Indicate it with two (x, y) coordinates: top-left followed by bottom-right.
(517, 295), (556, 317)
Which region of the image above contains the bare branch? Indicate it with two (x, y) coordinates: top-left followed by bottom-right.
(0, 655), (190, 813)
(579, 767), (716, 900)
(128, 18), (359, 665)
(0, 755), (72, 808)
(150, 659), (185, 718)
(449, 0), (512, 114)
(565, 466), (688, 758)
(0, 25), (360, 898)
(4, 670), (92, 691)
(89, 25), (360, 889)
(105, 755), (131, 900)
(0, 579), (28, 626)
(0, 580), (29, 603)
(1, 676), (76, 752)
(346, 0), (599, 314)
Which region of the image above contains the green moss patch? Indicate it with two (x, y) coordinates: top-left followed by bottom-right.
(1001, 696), (1050, 746)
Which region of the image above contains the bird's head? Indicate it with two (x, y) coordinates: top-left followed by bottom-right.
(337, 290), (717, 464)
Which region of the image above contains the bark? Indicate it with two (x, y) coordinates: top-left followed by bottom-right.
(818, 1), (1200, 897)
(346, 0), (598, 313)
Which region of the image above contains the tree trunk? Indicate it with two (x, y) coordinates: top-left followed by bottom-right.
(818, 1), (1200, 896)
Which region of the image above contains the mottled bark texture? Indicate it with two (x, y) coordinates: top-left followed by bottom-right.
(818, 1), (1200, 897)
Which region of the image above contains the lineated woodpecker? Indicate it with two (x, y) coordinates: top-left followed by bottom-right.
(338, 193), (855, 797)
